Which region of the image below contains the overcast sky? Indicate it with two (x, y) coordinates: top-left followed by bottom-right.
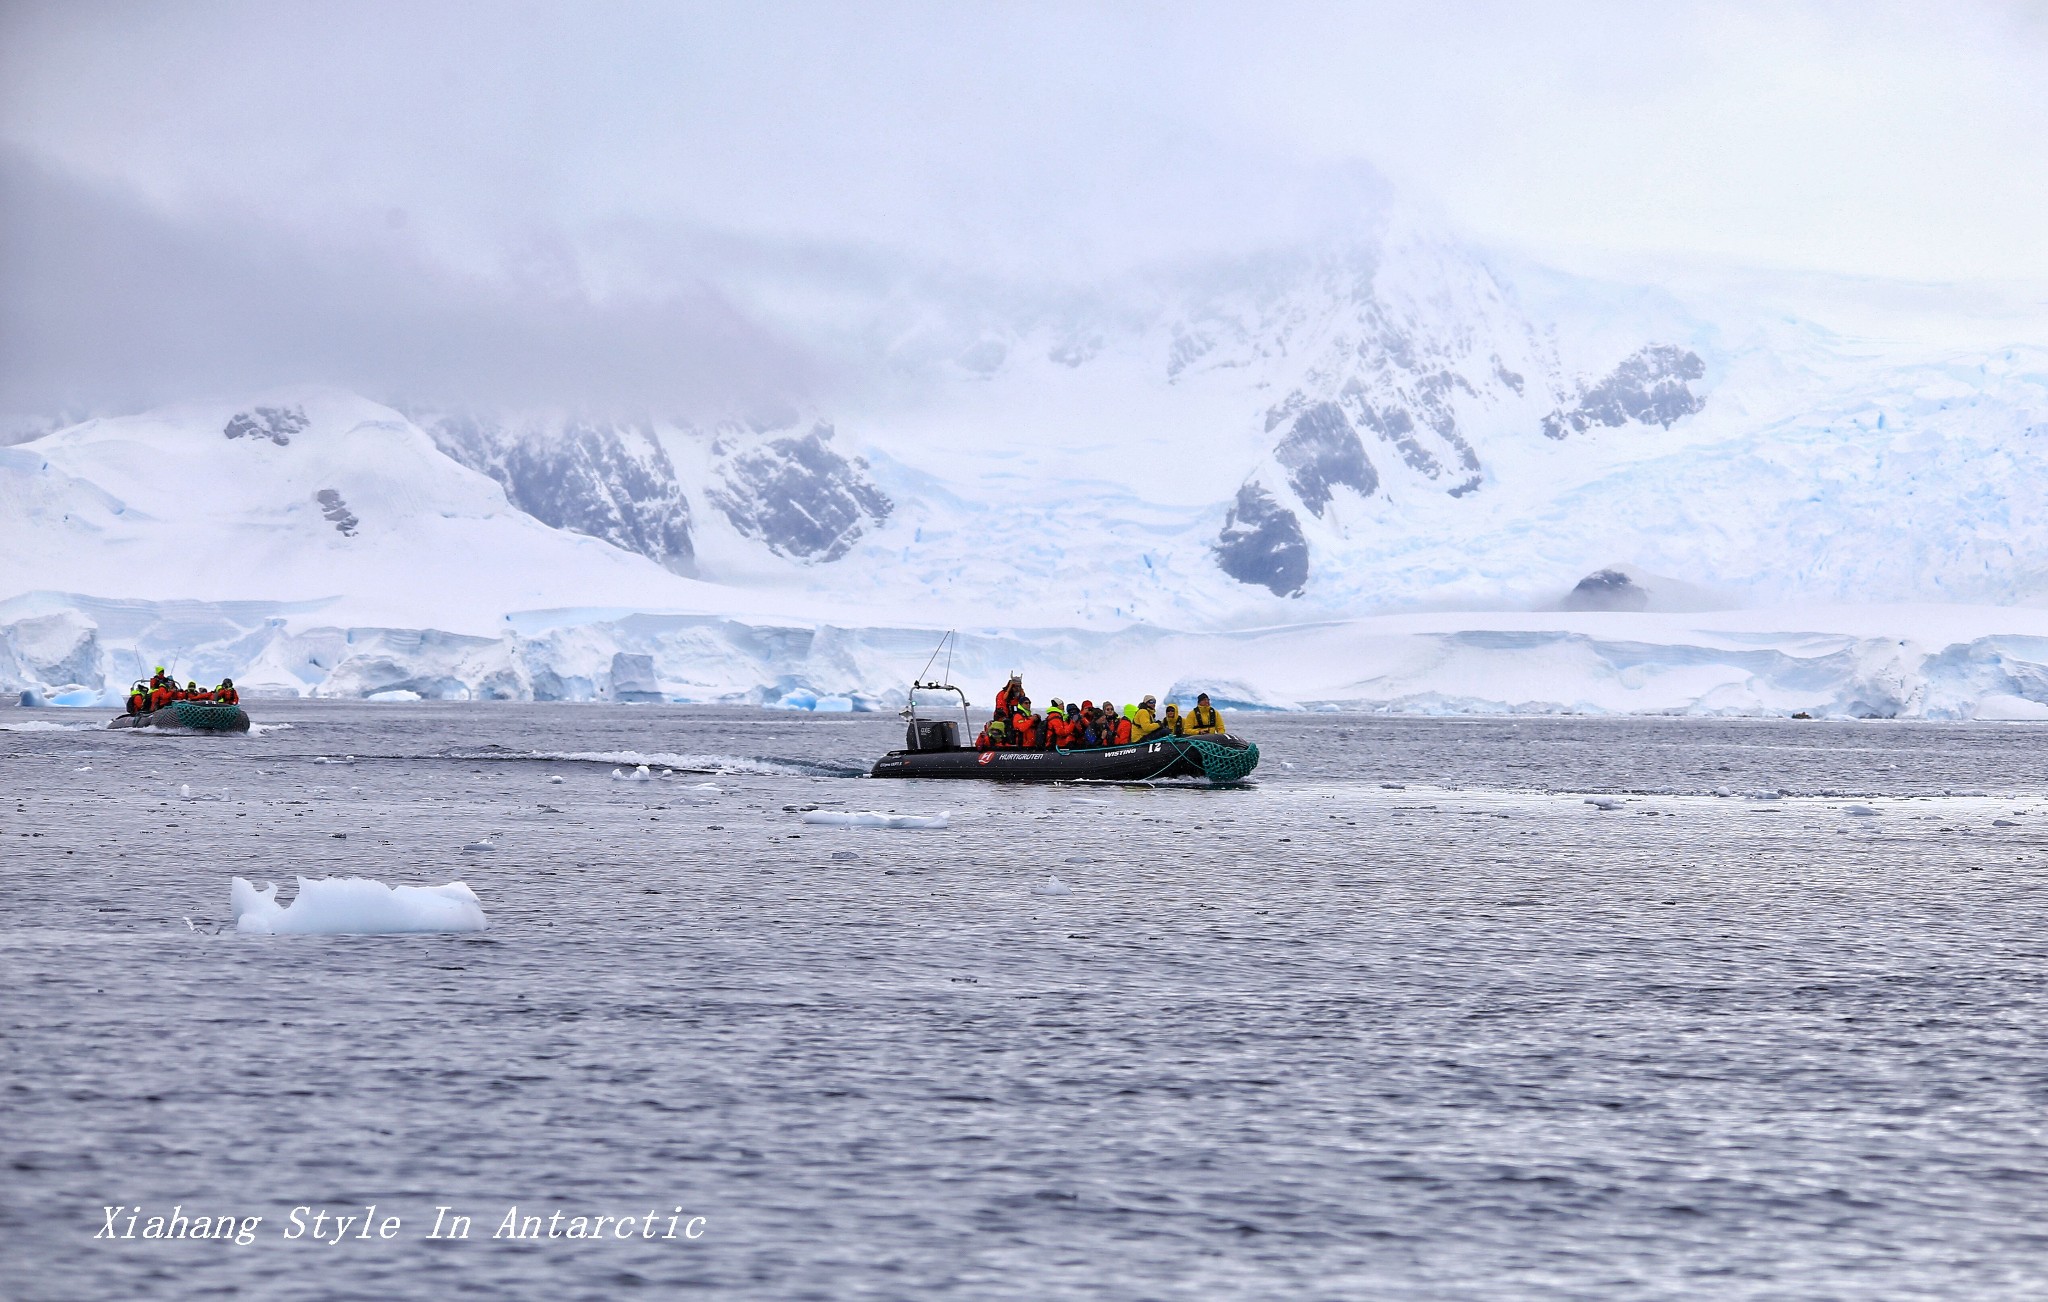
(3, 0), (2044, 412)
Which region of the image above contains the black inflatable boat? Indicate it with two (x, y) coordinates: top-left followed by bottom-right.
(871, 730), (1259, 783)
(108, 701), (251, 733)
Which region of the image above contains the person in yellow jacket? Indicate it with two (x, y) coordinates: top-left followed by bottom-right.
(1161, 703), (1185, 736)
(1128, 695), (1160, 739)
(1185, 692), (1226, 735)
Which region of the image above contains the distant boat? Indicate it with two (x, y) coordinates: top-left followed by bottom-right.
(109, 701), (251, 733)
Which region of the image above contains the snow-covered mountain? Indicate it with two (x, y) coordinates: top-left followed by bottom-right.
(7, 202), (2048, 713)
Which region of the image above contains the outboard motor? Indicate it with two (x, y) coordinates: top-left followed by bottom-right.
(906, 720), (960, 751)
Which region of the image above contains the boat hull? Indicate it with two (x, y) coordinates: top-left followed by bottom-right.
(109, 702), (251, 733)
(870, 733), (1258, 783)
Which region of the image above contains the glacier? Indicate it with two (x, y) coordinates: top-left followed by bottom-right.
(11, 590), (2048, 720)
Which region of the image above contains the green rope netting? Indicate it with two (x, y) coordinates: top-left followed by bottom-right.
(1191, 738), (1260, 783)
(169, 701), (249, 731)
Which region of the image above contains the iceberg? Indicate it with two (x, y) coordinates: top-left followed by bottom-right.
(800, 810), (950, 829)
(231, 876), (489, 935)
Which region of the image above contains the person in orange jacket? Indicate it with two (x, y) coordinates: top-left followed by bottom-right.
(1048, 696), (1081, 749)
(992, 673), (1025, 720)
(149, 681), (172, 711)
(213, 678), (240, 705)
(125, 683), (147, 715)
(1012, 704), (1040, 749)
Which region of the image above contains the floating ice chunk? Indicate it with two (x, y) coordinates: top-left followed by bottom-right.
(1742, 791), (1782, 801)
(1713, 787), (1733, 798)
(801, 810), (950, 829)
(18, 687), (46, 707)
(1032, 875), (1073, 897)
(1993, 818), (2018, 827)
(367, 689), (422, 703)
(1064, 855), (1098, 864)
(73, 763), (91, 773)
(1843, 805), (1881, 817)
(232, 876), (488, 935)
(1585, 797), (1624, 811)
(547, 774), (565, 783)
(689, 783), (722, 793)
(1070, 797), (1112, 806)
(612, 765), (653, 782)
(461, 840), (496, 852)
(180, 783), (192, 800)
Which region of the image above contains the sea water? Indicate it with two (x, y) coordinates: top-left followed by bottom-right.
(3, 702), (2045, 1299)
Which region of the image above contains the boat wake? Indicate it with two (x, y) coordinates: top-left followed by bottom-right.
(528, 749), (866, 778)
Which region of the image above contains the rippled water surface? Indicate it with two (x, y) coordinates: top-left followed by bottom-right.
(4, 704), (2046, 1299)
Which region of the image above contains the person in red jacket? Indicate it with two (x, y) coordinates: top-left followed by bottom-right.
(126, 683), (147, 715)
(1012, 705), (1040, 749)
(213, 678), (240, 705)
(1111, 709), (1133, 746)
(1044, 707), (1075, 750)
(149, 682), (173, 711)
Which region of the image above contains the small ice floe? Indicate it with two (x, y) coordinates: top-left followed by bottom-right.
(461, 839), (497, 852)
(1953, 789), (1991, 798)
(1071, 797), (1112, 806)
(231, 875), (488, 935)
(1843, 805), (1881, 817)
(1742, 790), (1782, 801)
(1713, 787), (1733, 798)
(830, 850), (860, 862)
(548, 775), (565, 785)
(1993, 818), (2019, 828)
(1585, 797), (1625, 811)
(801, 810), (950, 830)
(612, 765), (654, 782)
(1063, 855), (1098, 865)
(1032, 875), (1074, 897)
(73, 763), (91, 773)
(688, 783), (722, 793)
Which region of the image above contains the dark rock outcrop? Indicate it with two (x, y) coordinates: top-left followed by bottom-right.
(1544, 345), (1706, 439)
(708, 424), (892, 562)
(1562, 568), (1649, 612)
(224, 406), (308, 446)
(1213, 484), (1308, 597)
(314, 489), (359, 536)
(1274, 403), (1378, 516)
(429, 417), (695, 572)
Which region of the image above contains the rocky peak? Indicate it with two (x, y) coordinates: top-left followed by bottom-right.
(224, 405), (307, 446)
(1543, 346), (1707, 439)
(427, 415), (695, 573)
(707, 422), (892, 562)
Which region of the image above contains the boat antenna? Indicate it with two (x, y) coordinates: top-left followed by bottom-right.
(906, 630), (971, 734)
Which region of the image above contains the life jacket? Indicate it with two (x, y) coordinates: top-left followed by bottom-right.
(1188, 704), (1223, 734)
(150, 686), (171, 710)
